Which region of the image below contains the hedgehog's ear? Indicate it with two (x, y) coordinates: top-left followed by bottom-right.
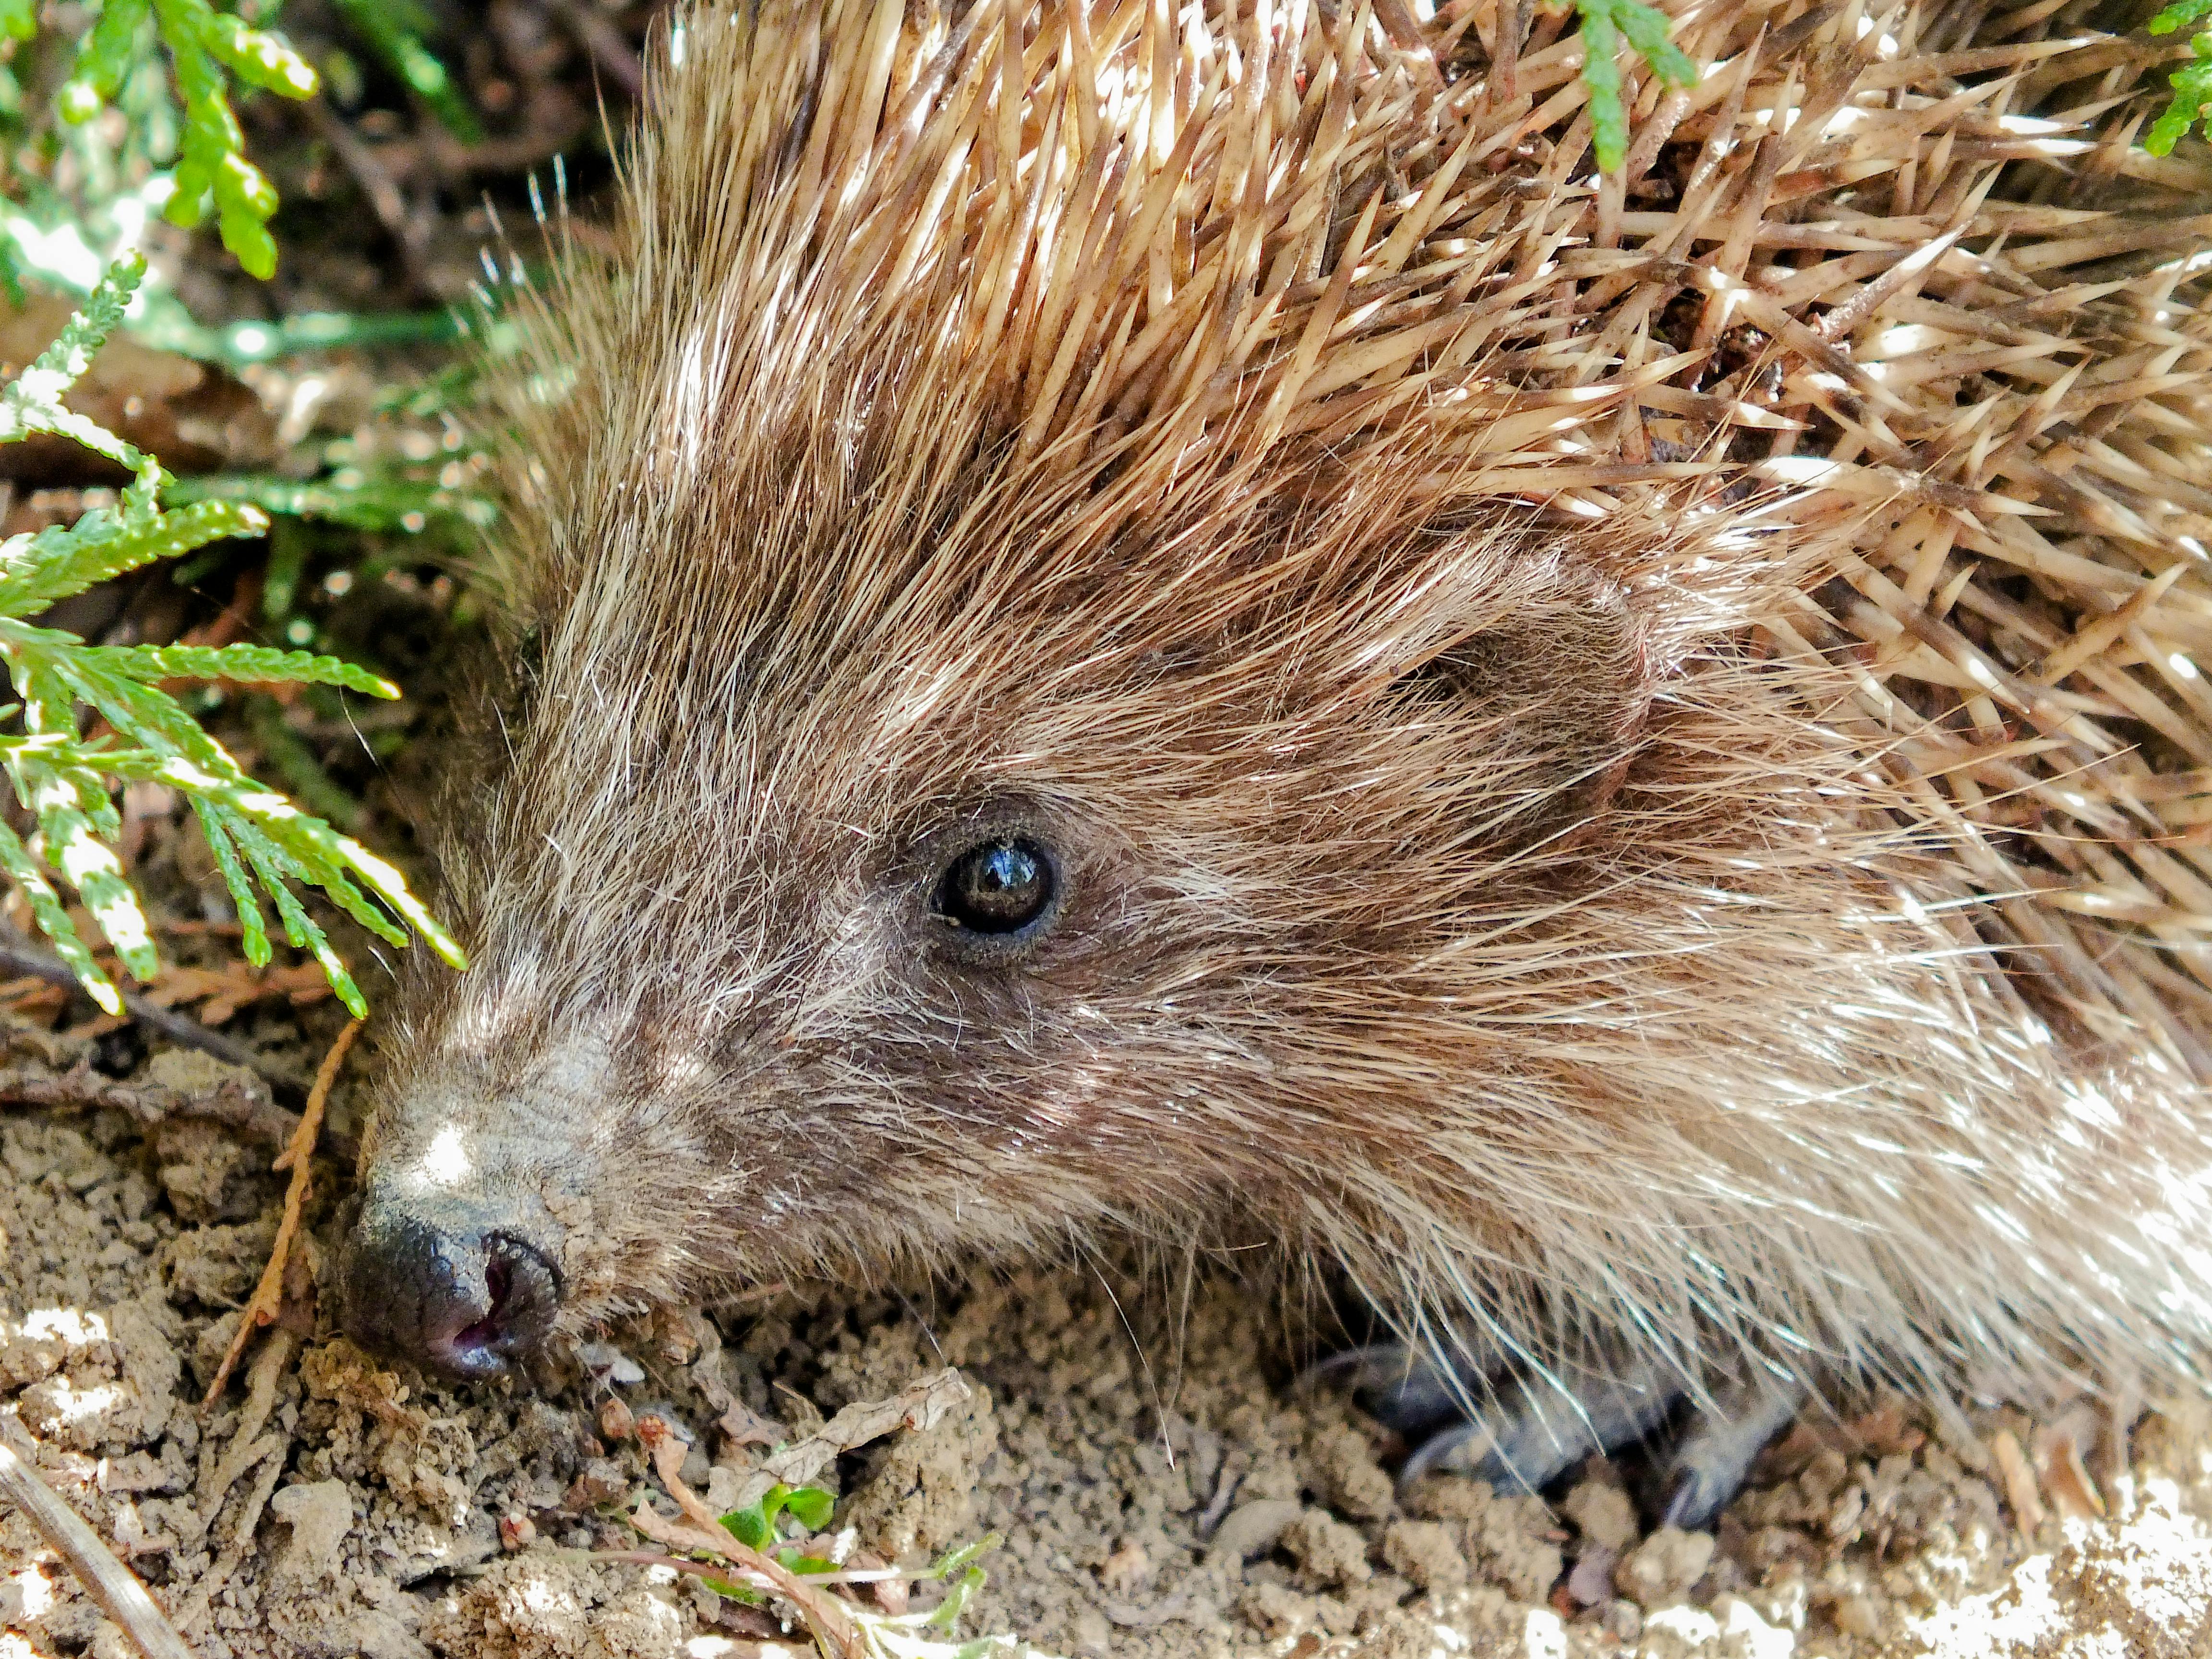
(1389, 566), (1656, 845)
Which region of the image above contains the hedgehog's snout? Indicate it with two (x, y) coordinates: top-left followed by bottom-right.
(338, 1191), (564, 1378)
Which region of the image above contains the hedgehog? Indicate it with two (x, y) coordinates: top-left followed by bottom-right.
(337, 0), (2212, 1521)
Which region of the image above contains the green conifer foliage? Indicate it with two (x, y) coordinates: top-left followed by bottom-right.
(49, 0), (319, 278)
(0, 252), (464, 1016)
(2148, 0), (2212, 156)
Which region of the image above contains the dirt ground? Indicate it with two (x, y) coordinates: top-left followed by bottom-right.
(4, 1044), (2212, 1659)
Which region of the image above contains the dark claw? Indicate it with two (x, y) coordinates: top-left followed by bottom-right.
(1656, 1381), (1805, 1530)
(1400, 1353), (1683, 1494)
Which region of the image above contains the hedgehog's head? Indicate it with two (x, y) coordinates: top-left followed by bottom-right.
(337, 0), (1908, 1379)
(332, 414), (1695, 1373)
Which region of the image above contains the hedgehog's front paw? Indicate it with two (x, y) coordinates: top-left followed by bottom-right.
(1650, 1381), (1805, 1528)
(1311, 1341), (1801, 1529)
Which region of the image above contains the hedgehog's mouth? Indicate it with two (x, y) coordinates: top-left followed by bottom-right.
(419, 1237), (561, 1375)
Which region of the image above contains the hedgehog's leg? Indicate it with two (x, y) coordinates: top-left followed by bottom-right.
(1318, 1342), (1801, 1524)
(1394, 1351), (1685, 1493)
(1317, 1339), (1679, 1491)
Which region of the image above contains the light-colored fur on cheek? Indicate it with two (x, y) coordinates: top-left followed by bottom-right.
(356, 0), (2212, 1412)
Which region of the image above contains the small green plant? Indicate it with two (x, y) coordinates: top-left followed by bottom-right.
(1556, 0), (1700, 172)
(703, 1481), (841, 1599)
(913, 1534), (1000, 1639)
(0, 252), (463, 1016)
(11, 0), (321, 278)
(2148, 0), (2212, 155)
(655, 1480), (1005, 1652)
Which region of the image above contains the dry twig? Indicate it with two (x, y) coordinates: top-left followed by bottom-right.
(0, 1058), (301, 1149)
(0, 1435), (197, 1659)
(202, 1020), (360, 1405)
(551, 0), (646, 99)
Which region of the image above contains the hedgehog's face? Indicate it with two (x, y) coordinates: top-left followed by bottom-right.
(336, 518), (1664, 1376)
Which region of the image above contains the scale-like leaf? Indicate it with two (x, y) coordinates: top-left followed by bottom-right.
(2148, 35), (2212, 156)
(234, 820), (368, 1017)
(193, 2), (320, 98)
(192, 799), (272, 968)
(144, 0), (314, 277)
(60, 0), (151, 118)
(45, 651), (236, 770)
(1578, 10), (1628, 174)
(47, 811), (156, 983)
(0, 818), (120, 1014)
(0, 501), (267, 617)
(79, 643), (400, 698)
(0, 257), (463, 1016)
(1562, 0), (1700, 173)
(6, 252), (142, 402)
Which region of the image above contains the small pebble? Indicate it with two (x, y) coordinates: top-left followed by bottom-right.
(1832, 1594), (1884, 1638)
(1099, 1537), (1152, 1594)
(1602, 1599), (1643, 1643)
(1614, 1526), (1715, 1605)
(577, 1341), (647, 1385)
(1561, 1479), (1639, 1551)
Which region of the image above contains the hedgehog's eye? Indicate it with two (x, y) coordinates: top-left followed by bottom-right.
(933, 838), (1056, 936)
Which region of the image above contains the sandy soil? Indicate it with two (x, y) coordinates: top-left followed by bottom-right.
(4, 1044), (2211, 1659)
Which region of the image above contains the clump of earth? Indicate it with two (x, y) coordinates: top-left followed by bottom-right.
(3, 1033), (2211, 1659)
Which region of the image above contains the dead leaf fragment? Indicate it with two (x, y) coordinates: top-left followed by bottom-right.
(739, 1368), (972, 1508)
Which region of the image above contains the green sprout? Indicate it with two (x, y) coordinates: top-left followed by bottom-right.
(45, 0), (320, 278)
(672, 1483), (1006, 1651)
(702, 1483), (842, 1603)
(721, 1481), (839, 1549)
(2147, 0), (2212, 155)
(0, 252), (464, 1016)
(919, 1534), (1001, 1637)
(1555, 0), (1700, 173)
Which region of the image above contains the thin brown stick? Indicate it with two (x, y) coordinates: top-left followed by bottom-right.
(0, 1059), (302, 1149)
(0, 1438), (197, 1659)
(202, 1020), (360, 1406)
(304, 102), (434, 296)
(551, 0), (646, 101)
(594, 1550), (910, 1589)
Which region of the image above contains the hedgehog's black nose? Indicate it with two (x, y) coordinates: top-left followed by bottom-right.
(337, 1206), (562, 1378)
